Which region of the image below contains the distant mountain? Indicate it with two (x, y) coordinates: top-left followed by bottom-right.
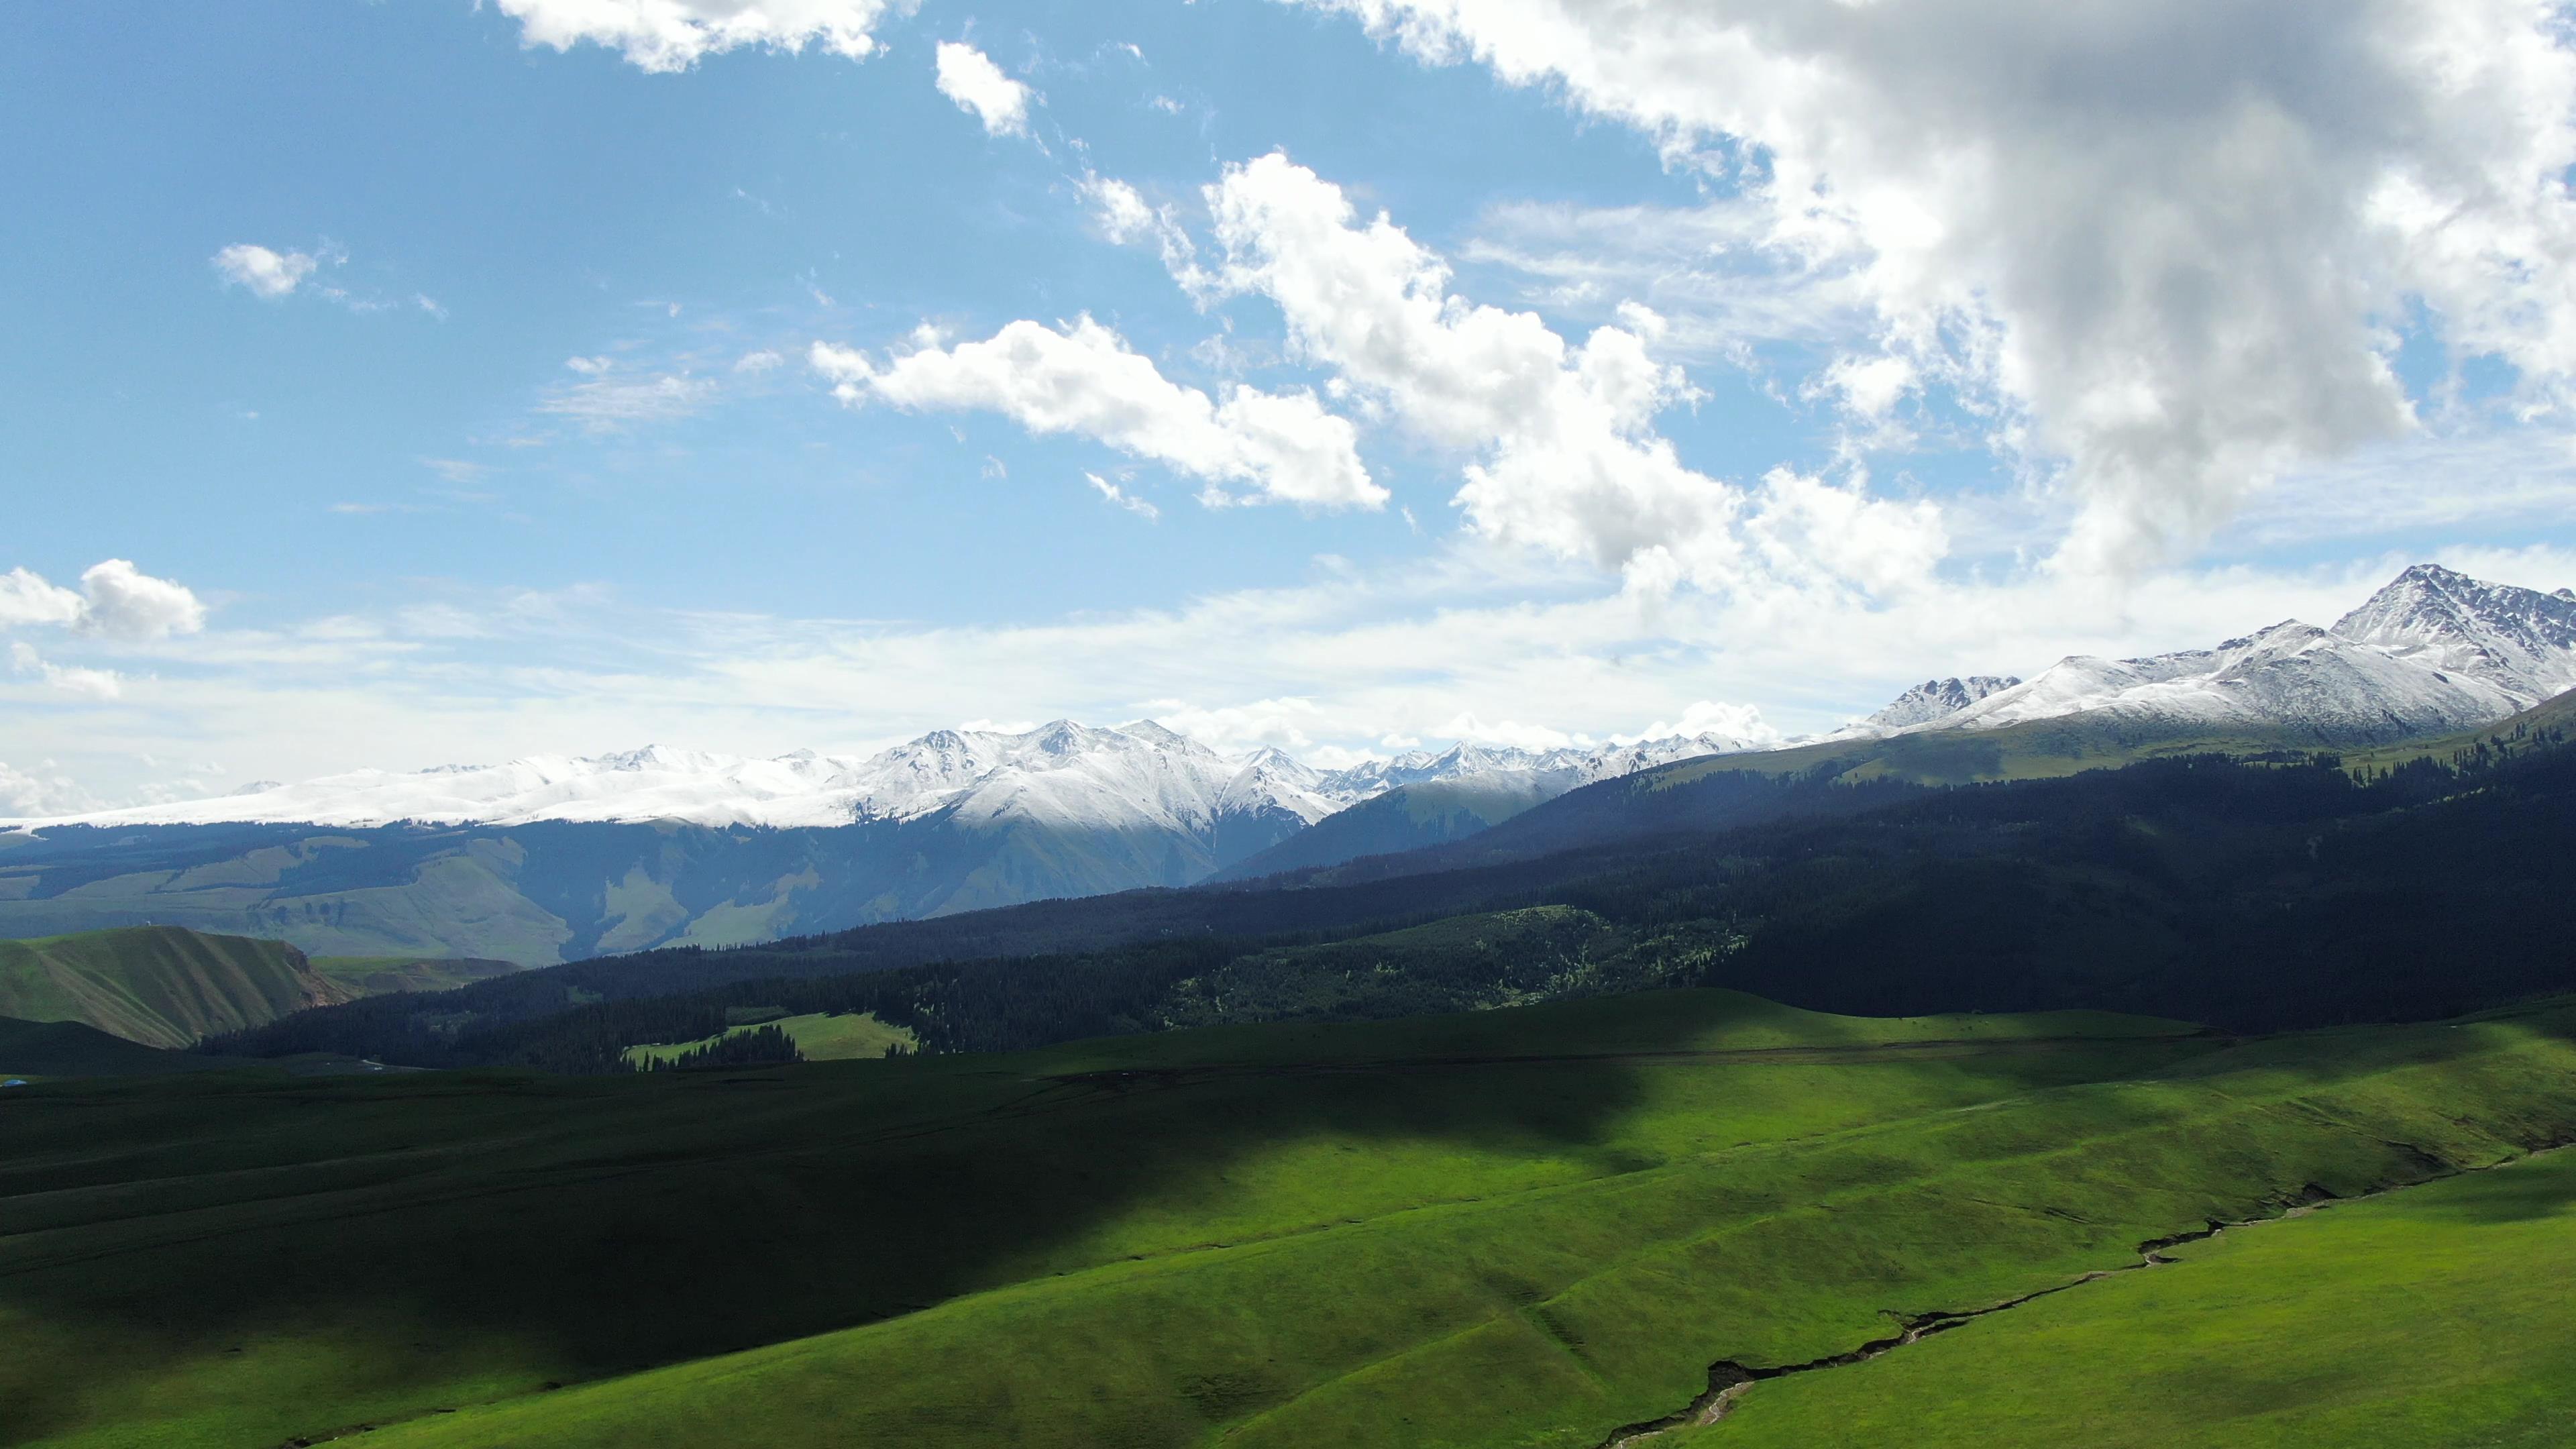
(1860, 676), (2023, 731)
(0, 724), (1761, 961)
(1218, 733), (1764, 881)
(1224, 565), (2576, 891)
(5, 565), (2559, 961)
(1841, 564), (2576, 749)
(0, 926), (351, 1049)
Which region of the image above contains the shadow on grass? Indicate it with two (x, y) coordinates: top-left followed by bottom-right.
(0, 989), (2232, 1446)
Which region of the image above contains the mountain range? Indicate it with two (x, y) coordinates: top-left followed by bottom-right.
(0, 564), (2567, 963)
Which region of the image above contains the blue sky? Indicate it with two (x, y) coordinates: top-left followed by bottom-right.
(7, 0), (2576, 808)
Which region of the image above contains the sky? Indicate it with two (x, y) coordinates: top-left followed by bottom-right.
(9, 0), (2576, 809)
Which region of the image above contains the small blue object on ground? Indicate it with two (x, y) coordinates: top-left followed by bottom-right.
(1, 1079), (27, 1088)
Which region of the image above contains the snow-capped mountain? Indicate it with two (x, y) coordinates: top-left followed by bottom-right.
(1855, 565), (2576, 746)
(0, 719), (1764, 961)
(1862, 677), (2024, 731)
(2, 720), (1755, 835)
(2328, 564), (2576, 700)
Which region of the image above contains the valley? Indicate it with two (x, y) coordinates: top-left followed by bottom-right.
(4, 989), (2571, 1448)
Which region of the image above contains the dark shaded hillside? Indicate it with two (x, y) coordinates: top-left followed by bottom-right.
(0, 798), (1314, 965)
(211, 739), (2576, 1073)
(0, 1016), (233, 1077)
(1208, 777), (1562, 881)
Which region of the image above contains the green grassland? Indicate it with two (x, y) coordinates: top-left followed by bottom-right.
(0, 926), (350, 1049)
(1695, 1144), (2576, 1448)
(622, 1009), (916, 1066)
(5, 989), (2575, 1449)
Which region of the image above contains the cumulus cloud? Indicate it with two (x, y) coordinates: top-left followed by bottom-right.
(1623, 699), (1779, 746)
(0, 560), (205, 641)
(934, 41), (1033, 136)
(495, 0), (904, 72)
(810, 318), (1384, 509)
(1198, 152), (1936, 594)
(0, 570), (86, 630)
(212, 244), (322, 299)
(1290, 0), (2576, 576)
(76, 559), (209, 639)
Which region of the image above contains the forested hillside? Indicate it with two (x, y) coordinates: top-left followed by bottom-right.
(211, 727), (2576, 1074)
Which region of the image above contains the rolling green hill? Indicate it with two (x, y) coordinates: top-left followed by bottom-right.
(1697, 1144), (2576, 1448)
(6, 988), (2575, 1448)
(0, 926), (350, 1049)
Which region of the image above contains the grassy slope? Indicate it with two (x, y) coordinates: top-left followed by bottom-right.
(6, 991), (2574, 1449)
(1699, 1145), (2576, 1448)
(2344, 684), (2576, 773)
(0, 926), (350, 1049)
(308, 955), (525, 998)
(623, 1010), (915, 1067)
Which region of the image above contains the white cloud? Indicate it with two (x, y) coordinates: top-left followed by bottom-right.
(934, 41), (1033, 136)
(810, 318), (1385, 509)
(1815, 354), (1917, 424)
(566, 355), (614, 375)
(733, 348), (784, 373)
(1434, 712), (1576, 751)
(496, 0), (903, 73)
(0, 759), (95, 816)
(76, 559), (208, 639)
(212, 244), (321, 300)
(11, 642), (122, 700)
(1623, 698), (1779, 745)
(1198, 152), (1935, 595)
(1291, 0), (2576, 577)
(3, 543), (2540, 810)
(1085, 472), (1161, 520)
(0, 570), (85, 630)
(0, 560), (205, 641)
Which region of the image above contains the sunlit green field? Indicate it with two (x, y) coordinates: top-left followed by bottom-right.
(621, 1008), (916, 1066)
(3, 991), (2572, 1449)
(1698, 1144), (2576, 1448)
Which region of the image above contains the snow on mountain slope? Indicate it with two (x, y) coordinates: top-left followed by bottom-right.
(1875, 566), (2576, 746)
(0, 720), (1750, 838)
(1862, 677), (2024, 731)
(2328, 564), (2576, 698)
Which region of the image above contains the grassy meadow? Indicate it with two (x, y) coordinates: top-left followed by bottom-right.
(1699, 1144), (2576, 1448)
(621, 1008), (916, 1066)
(2, 989), (2572, 1448)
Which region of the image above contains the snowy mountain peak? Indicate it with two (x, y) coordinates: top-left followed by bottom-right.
(2328, 563), (2576, 699)
(1863, 676), (2023, 730)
